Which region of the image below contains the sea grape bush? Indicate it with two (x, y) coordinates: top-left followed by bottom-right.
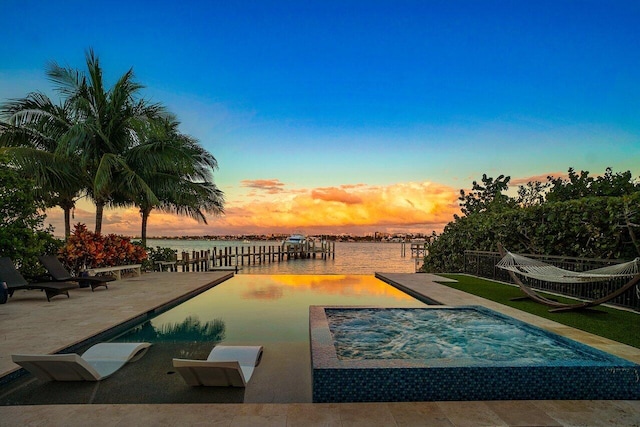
(422, 168), (640, 273)
(59, 223), (147, 274)
(146, 246), (177, 263)
(143, 246), (178, 271)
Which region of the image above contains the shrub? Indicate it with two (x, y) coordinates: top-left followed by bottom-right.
(422, 192), (640, 273)
(140, 245), (176, 271)
(0, 164), (62, 278)
(58, 223), (148, 275)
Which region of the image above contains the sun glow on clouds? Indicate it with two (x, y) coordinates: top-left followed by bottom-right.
(222, 180), (460, 235)
(45, 170), (581, 238)
(241, 179), (286, 192)
(45, 180), (461, 237)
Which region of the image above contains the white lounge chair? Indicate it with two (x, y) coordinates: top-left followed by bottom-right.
(173, 345), (263, 387)
(12, 342), (151, 381)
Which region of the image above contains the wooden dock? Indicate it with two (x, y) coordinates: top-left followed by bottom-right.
(401, 241), (428, 258)
(172, 241), (336, 272)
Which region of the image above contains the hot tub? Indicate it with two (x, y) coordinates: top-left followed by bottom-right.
(309, 306), (640, 402)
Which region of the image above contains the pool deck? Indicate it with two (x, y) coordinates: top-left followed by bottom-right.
(1, 272), (639, 426)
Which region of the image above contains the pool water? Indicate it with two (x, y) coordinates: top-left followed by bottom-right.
(118, 275), (426, 344)
(327, 307), (610, 364)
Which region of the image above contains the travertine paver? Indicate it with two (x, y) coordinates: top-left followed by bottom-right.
(1, 272), (639, 426)
(0, 271), (232, 377)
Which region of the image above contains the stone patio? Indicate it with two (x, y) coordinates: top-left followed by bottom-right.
(0, 272), (638, 426)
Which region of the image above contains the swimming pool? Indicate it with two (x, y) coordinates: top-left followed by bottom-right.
(0, 275), (426, 404)
(310, 306), (640, 402)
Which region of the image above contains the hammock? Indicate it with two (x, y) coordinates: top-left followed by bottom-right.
(496, 244), (640, 312)
(496, 251), (640, 284)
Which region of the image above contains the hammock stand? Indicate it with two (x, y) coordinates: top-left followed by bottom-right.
(496, 244), (640, 312)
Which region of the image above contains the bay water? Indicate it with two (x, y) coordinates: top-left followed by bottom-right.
(146, 239), (420, 274)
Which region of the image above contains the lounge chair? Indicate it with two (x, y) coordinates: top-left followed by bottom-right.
(39, 255), (116, 291)
(173, 345), (263, 387)
(0, 257), (77, 302)
(12, 342), (151, 381)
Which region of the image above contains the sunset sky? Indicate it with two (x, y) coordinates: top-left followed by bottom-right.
(2, 1), (639, 237)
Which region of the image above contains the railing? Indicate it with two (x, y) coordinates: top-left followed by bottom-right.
(464, 250), (640, 311)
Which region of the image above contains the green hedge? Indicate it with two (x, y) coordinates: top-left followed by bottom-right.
(423, 192), (640, 272)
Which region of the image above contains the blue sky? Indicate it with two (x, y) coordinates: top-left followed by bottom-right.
(1, 1), (639, 236)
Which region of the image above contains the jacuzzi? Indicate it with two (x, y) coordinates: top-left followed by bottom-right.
(309, 306), (640, 402)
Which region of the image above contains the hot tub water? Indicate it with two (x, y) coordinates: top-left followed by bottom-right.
(326, 308), (606, 364)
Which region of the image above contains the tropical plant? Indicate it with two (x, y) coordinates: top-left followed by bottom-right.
(142, 246), (177, 271)
(127, 116), (224, 246)
(0, 162), (62, 277)
(46, 49), (164, 234)
(422, 169), (640, 273)
(1, 49), (225, 239)
(516, 180), (549, 208)
(58, 223), (147, 274)
(0, 94), (86, 238)
(457, 174), (515, 216)
(146, 246), (177, 264)
(547, 167), (639, 202)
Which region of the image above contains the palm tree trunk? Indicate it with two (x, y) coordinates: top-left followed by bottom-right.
(60, 198), (75, 239)
(140, 207), (151, 247)
(64, 208), (71, 238)
(95, 200), (105, 235)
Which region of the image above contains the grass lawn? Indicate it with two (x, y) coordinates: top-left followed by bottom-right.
(438, 274), (640, 349)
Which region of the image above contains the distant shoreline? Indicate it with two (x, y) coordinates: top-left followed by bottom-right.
(146, 236), (425, 243)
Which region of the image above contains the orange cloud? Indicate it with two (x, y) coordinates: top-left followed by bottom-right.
(510, 172), (566, 186)
(45, 201), (215, 238)
(311, 187), (363, 204)
(44, 180), (462, 237)
(241, 179), (286, 194)
(219, 181), (460, 234)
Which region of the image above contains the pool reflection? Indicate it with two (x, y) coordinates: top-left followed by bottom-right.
(141, 275), (426, 344)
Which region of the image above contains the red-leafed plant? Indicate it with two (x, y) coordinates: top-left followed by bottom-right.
(59, 223), (147, 274)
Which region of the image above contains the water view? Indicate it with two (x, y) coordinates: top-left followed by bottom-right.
(147, 239), (420, 274)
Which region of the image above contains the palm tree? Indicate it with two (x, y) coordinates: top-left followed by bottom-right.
(0, 93), (87, 238)
(2, 49), (224, 241)
(47, 49), (163, 234)
(126, 117), (224, 246)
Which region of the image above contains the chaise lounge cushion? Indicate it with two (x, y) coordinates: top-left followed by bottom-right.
(12, 342), (152, 381)
(173, 345), (264, 387)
